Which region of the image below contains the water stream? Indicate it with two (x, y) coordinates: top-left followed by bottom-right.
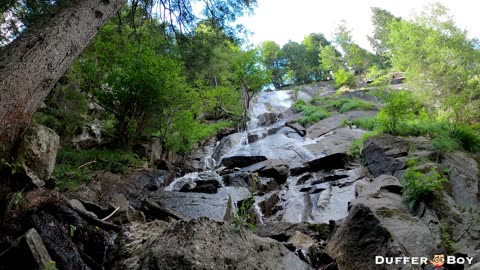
(160, 87), (366, 225)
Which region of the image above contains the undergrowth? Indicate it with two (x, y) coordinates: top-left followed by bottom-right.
(53, 147), (143, 191)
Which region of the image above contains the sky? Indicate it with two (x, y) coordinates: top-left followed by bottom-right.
(236, 0), (480, 51)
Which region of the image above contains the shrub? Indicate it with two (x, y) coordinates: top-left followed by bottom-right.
(377, 90), (420, 133)
(402, 160), (447, 208)
(334, 69), (356, 88)
(232, 197), (256, 232)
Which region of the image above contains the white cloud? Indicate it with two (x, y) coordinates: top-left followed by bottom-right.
(236, 0), (480, 51)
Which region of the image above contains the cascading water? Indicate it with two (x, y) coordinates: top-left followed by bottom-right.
(161, 86), (365, 225)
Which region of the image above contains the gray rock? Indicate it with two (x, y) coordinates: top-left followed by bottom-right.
(361, 135), (408, 177)
(243, 159), (289, 184)
(211, 133), (244, 162)
(221, 155), (268, 168)
(441, 151), (480, 211)
(286, 121), (306, 136)
(258, 112), (281, 126)
(327, 175), (437, 269)
(16, 124), (60, 187)
(0, 228), (53, 270)
(110, 218), (312, 270)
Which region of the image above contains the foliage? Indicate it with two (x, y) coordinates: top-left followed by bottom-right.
(376, 90), (420, 133)
(330, 98), (375, 113)
(69, 225), (77, 238)
(33, 84), (88, 142)
(43, 261), (57, 270)
(259, 40), (287, 88)
(352, 116), (379, 130)
(368, 7), (401, 64)
(387, 3), (480, 124)
(53, 147), (143, 191)
(232, 197), (256, 232)
(319, 45), (343, 72)
(402, 160), (447, 208)
(333, 69), (356, 88)
(294, 102), (330, 126)
(161, 119), (233, 154)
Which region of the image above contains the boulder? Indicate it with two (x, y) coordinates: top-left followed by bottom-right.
(72, 119), (103, 150)
(287, 231), (316, 250)
(243, 159), (289, 184)
(221, 155), (268, 168)
(286, 121), (306, 136)
(152, 187), (251, 221)
(109, 218), (312, 270)
(16, 124), (60, 187)
(0, 228), (53, 270)
(305, 153), (348, 172)
(222, 171), (257, 191)
(258, 112), (281, 126)
(258, 192), (281, 217)
(327, 175), (437, 270)
(167, 171), (223, 194)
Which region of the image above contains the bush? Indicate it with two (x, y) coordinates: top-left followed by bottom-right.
(232, 197), (256, 232)
(377, 90), (420, 133)
(334, 69), (356, 88)
(402, 160), (447, 208)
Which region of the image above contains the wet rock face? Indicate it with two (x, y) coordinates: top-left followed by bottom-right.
(110, 218), (312, 270)
(221, 155), (268, 168)
(242, 159), (290, 184)
(258, 112), (282, 126)
(16, 124), (60, 187)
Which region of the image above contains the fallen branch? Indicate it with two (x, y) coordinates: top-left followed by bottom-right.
(78, 160), (97, 169)
(101, 206), (120, 221)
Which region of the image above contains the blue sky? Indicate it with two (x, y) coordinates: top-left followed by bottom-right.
(236, 0), (480, 51)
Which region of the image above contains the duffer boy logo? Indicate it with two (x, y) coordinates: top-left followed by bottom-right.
(430, 254), (445, 269)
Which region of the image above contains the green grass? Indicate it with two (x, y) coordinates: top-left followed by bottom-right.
(53, 147), (143, 191)
(294, 100), (331, 126)
(310, 97), (375, 113)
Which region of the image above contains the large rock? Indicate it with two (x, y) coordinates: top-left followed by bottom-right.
(211, 133), (244, 162)
(286, 121), (306, 137)
(72, 119), (103, 150)
(16, 124), (60, 187)
(327, 175), (437, 270)
(258, 112), (281, 126)
(361, 135), (408, 178)
(152, 187), (251, 221)
(0, 228), (53, 270)
(221, 155), (268, 168)
(441, 151), (480, 211)
(109, 218), (312, 270)
(306, 111), (376, 139)
(242, 159), (289, 184)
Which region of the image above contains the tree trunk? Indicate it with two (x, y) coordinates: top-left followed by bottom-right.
(0, 0), (126, 159)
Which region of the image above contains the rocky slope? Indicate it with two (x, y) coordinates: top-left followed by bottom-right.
(2, 83), (480, 270)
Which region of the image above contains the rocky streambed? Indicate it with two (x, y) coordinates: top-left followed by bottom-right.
(3, 84), (480, 270)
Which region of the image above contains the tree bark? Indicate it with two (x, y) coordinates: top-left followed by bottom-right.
(0, 0), (126, 159)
